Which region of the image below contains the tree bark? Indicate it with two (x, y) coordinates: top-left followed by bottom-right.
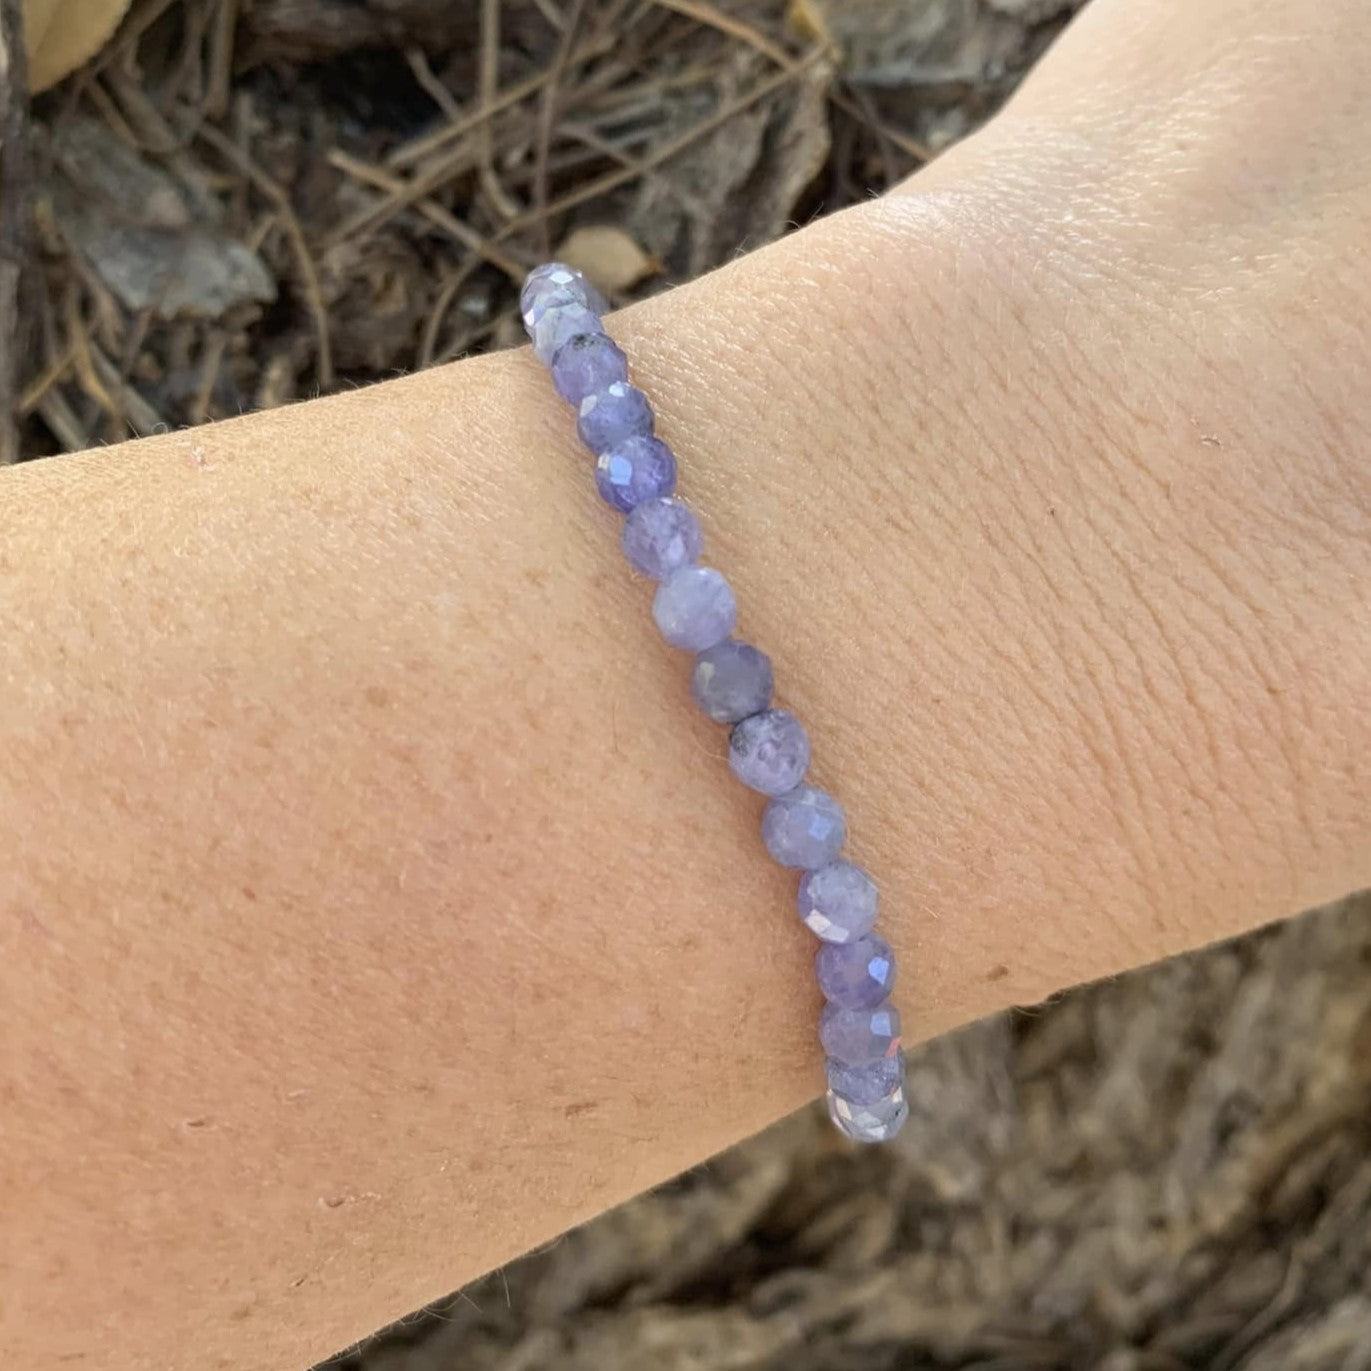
(0, 0), (29, 466)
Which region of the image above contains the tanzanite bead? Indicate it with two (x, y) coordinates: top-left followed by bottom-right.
(816, 933), (896, 1009)
(621, 497), (702, 578)
(531, 302), (603, 367)
(728, 709), (810, 797)
(796, 860), (877, 943)
(827, 1053), (907, 1140)
(652, 566), (736, 651)
(762, 784), (845, 869)
(827, 1090), (909, 1144)
(578, 382), (654, 452)
(521, 283), (581, 331)
(550, 333), (628, 405)
(691, 640), (773, 724)
(819, 1000), (901, 1066)
(826, 1053), (905, 1106)
(595, 436), (677, 513)
(520, 262), (607, 326)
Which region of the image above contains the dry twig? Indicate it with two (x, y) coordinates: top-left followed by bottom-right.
(326, 149), (526, 283)
(0, 0), (29, 464)
(197, 121), (334, 391)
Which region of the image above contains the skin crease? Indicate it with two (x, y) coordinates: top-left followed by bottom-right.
(4, 0), (1371, 1366)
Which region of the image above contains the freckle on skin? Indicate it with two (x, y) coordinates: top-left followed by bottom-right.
(987, 964), (1010, 982)
(364, 685), (391, 709)
(19, 907), (53, 938)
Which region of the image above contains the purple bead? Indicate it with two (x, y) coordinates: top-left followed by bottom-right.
(816, 933), (896, 1009)
(819, 1000), (901, 1067)
(691, 640), (773, 724)
(521, 283), (581, 331)
(826, 1053), (905, 1106)
(796, 861), (877, 943)
(521, 263), (607, 327)
(827, 1090), (909, 1144)
(827, 1053), (908, 1141)
(728, 709), (810, 796)
(595, 436), (676, 513)
(578, 382), (654, 453)
(531, 302), (603, 367)
(652, 566), (737, 651)
(621, 497), (702, 578)
(550, 332), (628, 405)
(762, 784), (845, 869)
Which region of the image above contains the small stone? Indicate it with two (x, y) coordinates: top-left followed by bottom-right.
(728, 709), (810, 796)
(531, 301), (603, 366)
(521, 263), (607, 327)
(621, 497), (702, 578)
(796, 861), (877, 942)
(761, 784), (845, 869)
(652, 567), (737, 651)
(578, 382), (654, 452)
(816, 934), (896, 1009)
(826, 1053), (905, 1106)
(827, 1090), (909, 1144)
(819, 1000), (901, 1067)
(691, 640), (773, 724)
(550, 332), (628, 405)
(595, 436), (677, 513)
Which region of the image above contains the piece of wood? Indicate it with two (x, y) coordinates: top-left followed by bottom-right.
(0, 0), (29, 465)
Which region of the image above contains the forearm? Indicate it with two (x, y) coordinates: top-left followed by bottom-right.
(6, 1), (1371, 1364)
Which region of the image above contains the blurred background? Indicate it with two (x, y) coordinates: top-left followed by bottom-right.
(10, 1), (1371, 1367)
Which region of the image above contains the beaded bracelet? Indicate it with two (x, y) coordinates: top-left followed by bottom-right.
(521, 263), (907, 1144)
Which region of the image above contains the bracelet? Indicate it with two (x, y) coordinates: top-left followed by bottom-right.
(521, 263), (907, 1144)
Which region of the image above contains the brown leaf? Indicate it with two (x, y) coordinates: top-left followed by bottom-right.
(23, 0), (132, 92)
(556, 226), (657, 294)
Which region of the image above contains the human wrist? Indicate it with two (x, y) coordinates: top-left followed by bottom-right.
(608, 164), (1369, 1021)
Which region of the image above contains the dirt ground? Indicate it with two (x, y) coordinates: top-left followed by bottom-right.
(16, 1), (1371, 1368)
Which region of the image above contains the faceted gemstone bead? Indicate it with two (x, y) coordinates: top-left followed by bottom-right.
(621, 497), (702, 578)
(827, 1090), (909, 1144)
(595, 436), (677, 513)
(796, 860), (877, 943)
(578, 382), (654, 453)
(826, 1052), (905, 1106)
(691, 640), (773, 724)
(521, 263), (607, 327)
(816, 933), (896, 1009)
(531, 302), (603, 366)
(728, 709), (810, 796)
(550, 332), (628, 405)
(819, 999), (902, 1066)
(521, 283), (582, 331)
(761, 784), (846, 869)
(652, 566), (737, 651)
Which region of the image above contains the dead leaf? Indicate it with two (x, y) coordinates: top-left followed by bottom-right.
(626, 55), (832, 279)
(50, 120), (276, 319)
(556, 226), (657, 294)
(23, 0), (132, 92)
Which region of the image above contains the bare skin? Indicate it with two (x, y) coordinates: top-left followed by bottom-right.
(4, 1), (1371, 1366)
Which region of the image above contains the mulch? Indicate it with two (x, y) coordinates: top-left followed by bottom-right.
(14, 0), (1068, 459)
